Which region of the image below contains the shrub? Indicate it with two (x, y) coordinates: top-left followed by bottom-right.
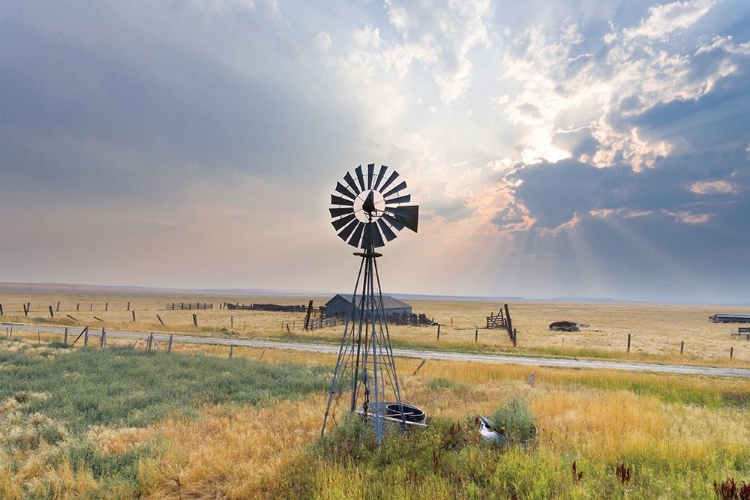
(490, 397), (536, 444)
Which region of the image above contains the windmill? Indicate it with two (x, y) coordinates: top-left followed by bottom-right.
(321, 163), (426, 444)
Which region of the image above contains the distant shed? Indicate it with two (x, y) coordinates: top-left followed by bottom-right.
(708, 314), (750, 323)
(325, 294), (412, 319)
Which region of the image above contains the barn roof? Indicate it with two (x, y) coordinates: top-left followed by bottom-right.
(327, 294), (411, 310)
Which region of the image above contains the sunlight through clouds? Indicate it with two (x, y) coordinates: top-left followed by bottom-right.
(1, 0), (749, 302)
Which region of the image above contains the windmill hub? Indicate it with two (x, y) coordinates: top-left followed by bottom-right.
(355, 189), (384, 221)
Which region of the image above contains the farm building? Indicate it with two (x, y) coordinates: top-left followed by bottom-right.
(325, 294), (412, 319)
(708, 314), (750, 323)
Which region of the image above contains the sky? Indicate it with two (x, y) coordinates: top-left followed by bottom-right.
(1, 0), (749, 303)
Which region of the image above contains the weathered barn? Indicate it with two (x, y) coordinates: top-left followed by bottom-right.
(325, 294), (412, 319)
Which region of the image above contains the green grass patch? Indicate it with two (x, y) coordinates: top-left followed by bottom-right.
(0, 344), (330, 434)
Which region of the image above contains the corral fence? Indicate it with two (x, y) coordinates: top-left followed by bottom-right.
(167, 302), (214, 310)
(282, 317), (338, 331)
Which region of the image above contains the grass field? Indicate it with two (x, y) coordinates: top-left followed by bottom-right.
(1, 290), (749, 498)
(0, 337), (748, 499)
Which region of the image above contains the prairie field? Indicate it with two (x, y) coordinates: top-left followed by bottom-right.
(1, 290), (749, 498)
(1, 291), (748, 365)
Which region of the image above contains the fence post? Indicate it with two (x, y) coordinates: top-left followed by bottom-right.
(23, 304), (28, 316)
(132, 310), (136, 322)
(90, 303), (93, 311)
(513, 328), (517, 347)
(193, 314), (198, 327)
(84, 327), (89, 346)
(105, 302), (108, 311)
(64, 327), (68, 346)
(730, 347), (734, 360)
(100, 327), (106, 347)
(49, 306), (54, 318)
(0, 304), (3, 315)
(56, 302), (60, 312)
(157, 314), (164, 325)
(168, 334), (173, 353)
(475, 328), (478, 342)
(127, 302), (131, 311)
(437, 324), (441, 341)
(76, 302), (80, 311)
(680, 341), (684, 355)
(229, 345), (234, 359)
(627, 333), (631, 353)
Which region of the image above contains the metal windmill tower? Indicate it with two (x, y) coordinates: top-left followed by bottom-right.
(321, 164), (425, 444)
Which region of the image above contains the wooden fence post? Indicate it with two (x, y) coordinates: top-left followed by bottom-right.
(193, 314), (198, 327)
(105, 302), (108, 311)
(437, 324), (441, 341)
(84, 327), (89, 346)
(680, 341), (684, 355)
(157, 314), (164, 325)
(0, 304), (3, 315)
(168, 334), (173, 353)
(475, 328), (478, 342)
(229, 345), (234, 359)
(730, 347), (734, 360)
(100, 327), (106, 347)
(49, 306), (54, 318)
(627, 334), (631, 353)
(64, 327), (68, 346)
(23, 304), (28, 316)
(56, 302), (60, 312)
(127, 302), (131, 311)
(90, 303), (93, 311)
(76, 302), (80, 311)
(132, 310), (136, 322)
(513, 328), (517, 347)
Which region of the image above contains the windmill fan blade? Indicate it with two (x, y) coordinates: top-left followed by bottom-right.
(383, 180), (407, 199)
(335, 182), (356, 200)
(382, 212), (405, 231)
(331, 213), (356, 230)
(373, 165), (388, 189)
(384, 194), (411, 205)
(338, 218), (359, 242)
(377, 219), (397, 241)
(386, 205), (419, 232)
(380, 171), (400, 192)
(329, 207), (354, 218)
(348, 221), (365, 247)
(355, 165), (366, 192)
(371, 223), (385, 248)
(331, 194), (354, 206)
(366, 163), (375, 189)
(344, 172), (360, 195)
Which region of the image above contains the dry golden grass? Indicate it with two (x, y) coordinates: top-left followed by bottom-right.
(1, 331), (749, 499)
(2, 291), (748, 365)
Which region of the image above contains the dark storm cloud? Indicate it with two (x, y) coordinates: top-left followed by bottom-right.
(507, 147), (749, 230)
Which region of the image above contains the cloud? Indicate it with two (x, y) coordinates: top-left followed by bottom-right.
(623, 0), (715, 40)
(384, 0), (492, 102)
